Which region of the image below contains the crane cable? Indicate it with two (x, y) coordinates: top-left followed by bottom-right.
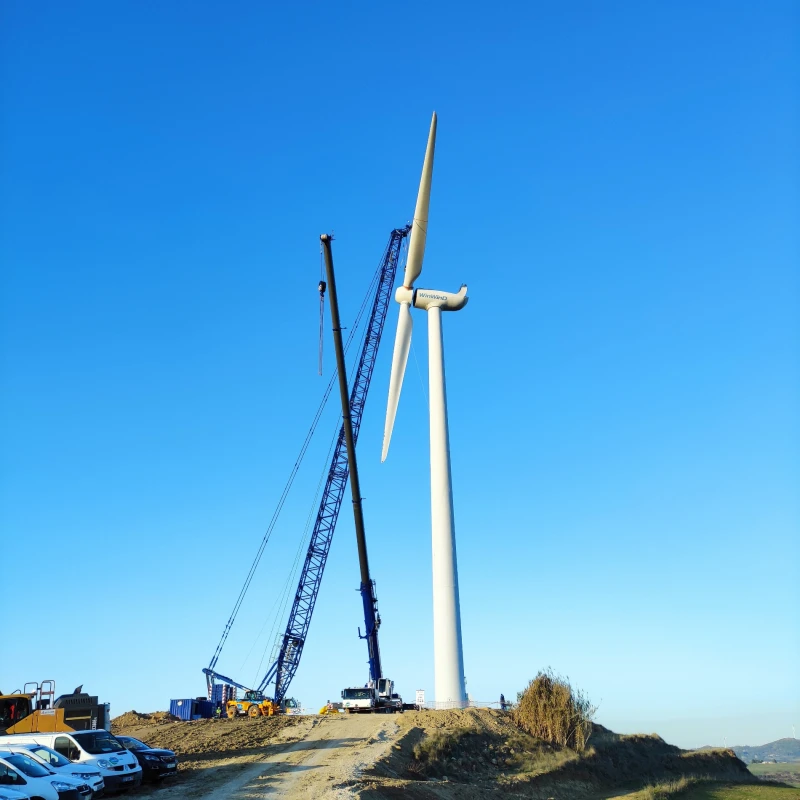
(208, 254), (383, 675)
(249, 420), (340, 686)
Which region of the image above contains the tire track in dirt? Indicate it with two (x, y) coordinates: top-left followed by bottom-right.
(201, 714), (400, 799)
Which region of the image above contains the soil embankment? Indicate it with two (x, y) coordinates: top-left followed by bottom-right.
(111, 708), (759, 799)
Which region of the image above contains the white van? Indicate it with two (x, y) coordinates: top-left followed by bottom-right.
(0, 746), (102, 798)
(0, 732), (141, 793)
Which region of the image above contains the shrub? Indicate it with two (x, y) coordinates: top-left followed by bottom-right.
(511, 668), (596, 752)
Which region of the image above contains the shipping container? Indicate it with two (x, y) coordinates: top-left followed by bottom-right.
(169, 698), (198, 721)
(169, 698), (216, 720)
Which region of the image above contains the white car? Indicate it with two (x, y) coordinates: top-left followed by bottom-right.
(1, 746), (102, 798)
(0, 752), (90, 799)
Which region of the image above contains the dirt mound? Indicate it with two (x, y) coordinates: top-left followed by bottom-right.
(360, 708), (753, 799)
(111, 710), (179, 729)
(111, 714), (301, 761)
(99, 708), (764, 800)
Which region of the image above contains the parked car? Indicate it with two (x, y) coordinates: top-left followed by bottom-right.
(0, 731), (142, 793)
(113, 737), (177, 782)
(0, 746), (103, 798)
(0, 752), (90, 800)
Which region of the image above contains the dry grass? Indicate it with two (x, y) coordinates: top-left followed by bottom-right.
(511, 667), (596, 752)
(407, 722), (578, 780)
(639, 775), (696, 798)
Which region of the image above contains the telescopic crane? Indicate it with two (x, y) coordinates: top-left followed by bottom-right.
(321, 234), (401, 713)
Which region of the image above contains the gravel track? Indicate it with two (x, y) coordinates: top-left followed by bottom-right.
(118, 713), (399, 799)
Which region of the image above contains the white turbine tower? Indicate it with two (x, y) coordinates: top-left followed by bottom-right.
(382, 112), (469, 707)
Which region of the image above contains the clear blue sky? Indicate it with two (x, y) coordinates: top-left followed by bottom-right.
(1, 1), (797, 750)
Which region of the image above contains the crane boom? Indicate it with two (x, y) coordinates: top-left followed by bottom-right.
(265, 226), (409, 701)
(320, 232), (382, 685)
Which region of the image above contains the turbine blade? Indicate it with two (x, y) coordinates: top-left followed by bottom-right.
(382, 302), (413, 462)
(404, 111), (437, 288)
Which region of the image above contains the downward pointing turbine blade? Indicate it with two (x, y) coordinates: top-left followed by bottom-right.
(381, 301), (413, 462)
(403, 111), (437, 288)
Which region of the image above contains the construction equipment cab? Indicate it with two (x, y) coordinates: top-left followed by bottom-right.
(341, 679), (402, 713)
(341, 687), (376, 713)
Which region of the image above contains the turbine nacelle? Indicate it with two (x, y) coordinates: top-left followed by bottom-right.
(395, 285), (468, 311)
(411, 285), (468, 312)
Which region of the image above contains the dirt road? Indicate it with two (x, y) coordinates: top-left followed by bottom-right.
(133, 713), (399, 799)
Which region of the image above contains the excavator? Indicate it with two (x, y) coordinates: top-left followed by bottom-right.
(0, 680), (110, 734)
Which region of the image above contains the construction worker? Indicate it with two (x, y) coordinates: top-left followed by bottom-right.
(500, 693), (507, 711)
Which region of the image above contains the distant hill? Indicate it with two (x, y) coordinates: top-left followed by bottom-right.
(730, 738), (800, 763)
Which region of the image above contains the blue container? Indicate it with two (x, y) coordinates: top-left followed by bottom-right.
(196, 700), (214, 719)
(169, 699), (197, 721)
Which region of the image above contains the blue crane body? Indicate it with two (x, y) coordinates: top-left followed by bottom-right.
(204, 225), (410, 706)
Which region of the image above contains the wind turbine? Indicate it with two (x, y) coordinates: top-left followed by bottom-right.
(382, 112), (469, 707)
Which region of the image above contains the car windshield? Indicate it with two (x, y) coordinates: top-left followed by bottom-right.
(1, 753), (52, 778)
(72, 731), (125, 754)
(118, 738), (147, 751)
(29, 746), (70, 768)
(343, 689), (372, 700)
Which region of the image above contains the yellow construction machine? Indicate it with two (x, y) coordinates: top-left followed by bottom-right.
(224, 689), (301, 718)
(225, 690), (278, 718)
(0, 680), (110, 734)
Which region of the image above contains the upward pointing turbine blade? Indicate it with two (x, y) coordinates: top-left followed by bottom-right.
(382, 112), (437, 463)
(381, 301), (413, 462)
(403, 111), (437, 288)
